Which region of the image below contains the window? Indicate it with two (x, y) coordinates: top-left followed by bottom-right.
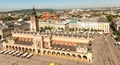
(84, 46), (87, 51)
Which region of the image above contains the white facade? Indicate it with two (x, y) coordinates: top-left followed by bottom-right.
(30, 22), (36, 32)
(36, 18), (110, 33)
(78, 22), (110, 32)
(54, 21), (69, 29)
(69, 21), (110, 33)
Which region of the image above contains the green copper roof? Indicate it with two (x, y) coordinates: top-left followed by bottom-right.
(70, 19), (78, 23)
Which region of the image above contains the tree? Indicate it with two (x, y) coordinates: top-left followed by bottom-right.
(75, 27), (78, 31)
(49, 27), (53, 31)
(85, 28), (89, 31)
(79, 28), (81, 31)
(106, 14), (113, 22)
(71, 28), (74, 31)
(82, 28), (86, 31)
(69, 28), (71, 31)
(117, 35), (120, 42)
(91, 28), (94, 32)
(24, 17), (29, 21)
(113, 31), (118, 36)
(0, 16), (14, 21)
(45, 26), (48, 30)
(40, 27), (44, 30)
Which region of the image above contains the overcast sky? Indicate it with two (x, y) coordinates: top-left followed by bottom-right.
(0, 0), (120, 12)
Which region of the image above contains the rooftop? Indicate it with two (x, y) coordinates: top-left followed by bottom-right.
(55, 21), (69, 25)
(13, 31), (93, 43)
(70, 19), (78, 23)
(15, 40), (33, 46)
(0, 24), (8, 30)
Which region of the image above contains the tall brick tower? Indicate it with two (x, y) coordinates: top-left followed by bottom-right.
(30, 6), (39, 32)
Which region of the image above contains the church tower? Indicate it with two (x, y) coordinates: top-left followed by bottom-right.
(30, 6), (39, 32)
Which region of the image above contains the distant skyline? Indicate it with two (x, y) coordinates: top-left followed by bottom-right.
(0, 0), (120, 12)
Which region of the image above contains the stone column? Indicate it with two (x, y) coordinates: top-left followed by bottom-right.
(40, 38), (43, 55)
(35, 49), (38, 54)
(87, 53), (92, 62)
(87, 31), (90, 39)
(3, 42), (6, 50)
(1, 34), (3, 40)
(81, 56), (83, 61)
(48, 36), (51, 49)
(48, 41), (51, 49)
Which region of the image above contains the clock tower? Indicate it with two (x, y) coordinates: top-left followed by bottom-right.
(30, 6), (39, 32)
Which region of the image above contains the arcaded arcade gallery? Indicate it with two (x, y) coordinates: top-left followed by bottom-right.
(3, 31), (93, 62)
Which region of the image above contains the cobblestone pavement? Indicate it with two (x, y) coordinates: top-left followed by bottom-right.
(93, 34), (119, 65)
(0, 42), (91, 65)
(0, 54), (92, 65)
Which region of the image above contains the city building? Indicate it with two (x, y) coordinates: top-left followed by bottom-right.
(29, 7), (110, 34)
(0, 24), (11, 41)
(69, 18), (110, 33)
(2, 7), (113, 63)
(3, 31), (93, 62)
(14, 21), (30, 31)
(54, 21), (69, 31)
(30, 6), (39, 32)
(40, 12), (59, 22)
(111, 18), (120, 31)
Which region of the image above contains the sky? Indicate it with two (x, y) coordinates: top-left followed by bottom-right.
(0, 0), (120, 12)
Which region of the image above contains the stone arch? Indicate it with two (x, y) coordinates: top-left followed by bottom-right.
(6, 45), (8, 49)
(71, 54), (76, 57)
(83, 55), (87, 59)
(66, 53), (70, 57)
(30, 48), (32, 51)
(83, 55), (87, 61)
(56, 52), (60, 55)
(27, 48), (32, 53)
(43, 50), (46, 54)
(33, 49), (35, 52)
(15, 46), (18, 50)
(61, 53), (65, 56)
(38, 49), (40, 53)
(9, 46), (12, 49)
(18, 47), (21, 51)
(88, 59), (91, 62)
(77, 55), (82, 59)
(8, 46), (11, 48)
(22, 47), (25, 52)
(9, 46), (11, 49)
(25, 48), (28, 52)
(52, 51), (56, 55)
(47, 51), (51, 54)
(12, 46), (14, 50)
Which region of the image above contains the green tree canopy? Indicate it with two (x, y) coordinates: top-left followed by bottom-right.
(0, 16), (15, 21)
(106, 14), (113, 22)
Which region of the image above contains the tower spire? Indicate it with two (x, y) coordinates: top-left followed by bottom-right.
(32, 5), (36, 15)
(33, 5), (35, 11)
